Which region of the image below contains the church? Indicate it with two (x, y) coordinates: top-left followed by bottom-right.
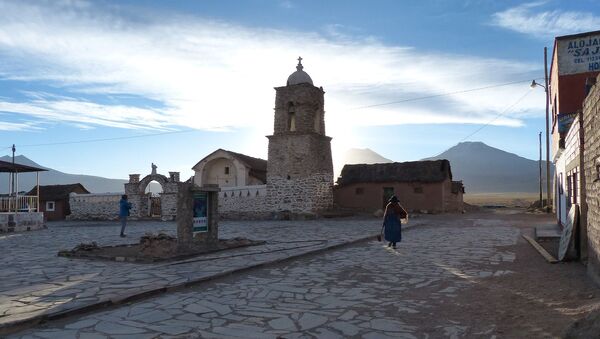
(193, 58), (334, 219)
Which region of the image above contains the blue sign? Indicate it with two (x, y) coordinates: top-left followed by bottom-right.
(192, 192), (208, 233)
(557, 113), (577, 134)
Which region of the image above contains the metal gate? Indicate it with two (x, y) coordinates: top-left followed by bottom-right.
(150, 197), (161, 217)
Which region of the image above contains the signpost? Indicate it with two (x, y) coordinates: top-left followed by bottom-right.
(176, 183), (219, 251)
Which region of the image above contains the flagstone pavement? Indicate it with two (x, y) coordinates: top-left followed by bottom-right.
(5, 217), (521, 338)
(1, 218), (393, 334)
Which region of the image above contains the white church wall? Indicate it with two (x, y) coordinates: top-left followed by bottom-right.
(218, 185), (269, 219)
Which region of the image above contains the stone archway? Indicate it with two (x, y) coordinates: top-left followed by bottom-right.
(138, 174), (168, 218)
(124, 168), (181, 221)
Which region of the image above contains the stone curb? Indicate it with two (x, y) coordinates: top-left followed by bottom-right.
(0, 223), (420, 336)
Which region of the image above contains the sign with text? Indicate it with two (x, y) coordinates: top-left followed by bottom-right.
(192, 192), (208, 234)
(557, 33), (600, 75)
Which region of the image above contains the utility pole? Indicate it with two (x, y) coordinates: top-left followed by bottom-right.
(539, 132), (542, 208)
(11, 144), (15, 196)
(11, 144), (15, 213)
(544, 47), (551, 213)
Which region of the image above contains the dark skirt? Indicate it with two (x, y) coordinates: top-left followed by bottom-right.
(384, 213), (402, 243)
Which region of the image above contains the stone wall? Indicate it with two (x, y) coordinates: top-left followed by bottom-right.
(68, 193), (121, 220)
(267, 174), (333, 216)
(266, 134), (334, 216)
(218, 185), (269, 219)
(583, 74), (600, 285)
(0, 212), (45, 232)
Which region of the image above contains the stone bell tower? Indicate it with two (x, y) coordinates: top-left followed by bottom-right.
(266, 57), (334, 216)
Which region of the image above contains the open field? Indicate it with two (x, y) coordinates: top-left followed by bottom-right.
(464, 192), (541, 207)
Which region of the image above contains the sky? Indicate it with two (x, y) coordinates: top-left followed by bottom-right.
(0, 0), (599, 180)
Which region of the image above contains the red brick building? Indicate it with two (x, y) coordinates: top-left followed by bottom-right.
(27, 184), (90, 221)
(334, 160), (464, 213)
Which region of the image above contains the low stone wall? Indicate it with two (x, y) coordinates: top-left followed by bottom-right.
(218, 185), (269, 219)
(68, 193), (121, 221)
(0, 212), (45, 232)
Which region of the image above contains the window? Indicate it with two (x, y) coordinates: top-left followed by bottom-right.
(573, 172), (578, 204)
(224, 166), (230, 175)
(355, 187), (364, 195)
(288, 103), (296, 131)
(414, 187), (423, 194)
(46, 201), (55, 212)
(566, 175), (572, 209)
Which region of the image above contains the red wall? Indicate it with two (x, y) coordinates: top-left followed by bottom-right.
(556, 72), (599, 115)
(39, 200), (67, 221)
(334, 179), (462, 213)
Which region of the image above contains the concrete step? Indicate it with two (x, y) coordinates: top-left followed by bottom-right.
(535, 223), (561, 240)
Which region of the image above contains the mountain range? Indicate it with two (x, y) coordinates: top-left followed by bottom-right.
(423, 141), (553, 193)
(2, 142), (552, 194)
(0, 155), (127, 193)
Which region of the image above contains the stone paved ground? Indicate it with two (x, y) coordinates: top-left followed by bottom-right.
(1, 218), (390, 333)
(8, 216), (526, 338)
(8, 212), (600, 338)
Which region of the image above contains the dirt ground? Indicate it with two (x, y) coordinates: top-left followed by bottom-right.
(424, 209), (600, 338)
(464, 192), (539, 208)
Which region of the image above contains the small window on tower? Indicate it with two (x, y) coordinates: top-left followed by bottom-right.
(288, 103), (296, 132)
(224, 166), (230, 175)
(355, 187), (364, 195)
(414, 187), (423, 194)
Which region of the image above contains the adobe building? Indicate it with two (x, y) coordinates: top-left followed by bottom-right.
(27, 183), (90, 221)
(192, 149), (267, 188)
(334, 160), (464, 213)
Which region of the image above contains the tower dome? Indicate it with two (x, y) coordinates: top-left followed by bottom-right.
(286, 57), (313, 86)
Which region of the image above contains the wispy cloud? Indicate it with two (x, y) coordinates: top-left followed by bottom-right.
(0, 0), (542, 142)
(491, 2), (600, 39)
(0, 119), (42, 131)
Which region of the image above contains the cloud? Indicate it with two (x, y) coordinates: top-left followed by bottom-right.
(0, 0), (543, 139)
(491, 2), (600, 39)
(0, 119), (42, 131)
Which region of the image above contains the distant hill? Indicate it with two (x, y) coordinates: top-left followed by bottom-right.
(341, 148), (392, 165)
(423, 142), (553, 193)
(0, 155), (127, 193)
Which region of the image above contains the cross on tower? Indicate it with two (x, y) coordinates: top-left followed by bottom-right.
(297, 56), (302, 64)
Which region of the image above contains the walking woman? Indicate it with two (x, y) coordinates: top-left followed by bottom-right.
(381, 195), (408, 248)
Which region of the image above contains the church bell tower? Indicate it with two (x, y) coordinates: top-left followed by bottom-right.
(266, 57), (334, 216)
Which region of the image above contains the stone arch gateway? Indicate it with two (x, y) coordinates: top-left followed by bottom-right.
(124, 169), (181, 221)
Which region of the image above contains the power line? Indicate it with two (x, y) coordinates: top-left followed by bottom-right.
(2, 77), (542, 150)
(430, 88), (534, 157)
(457, 89), (533, 143)
(348, 78), (541, 110)
(15, 129), (200, 148)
